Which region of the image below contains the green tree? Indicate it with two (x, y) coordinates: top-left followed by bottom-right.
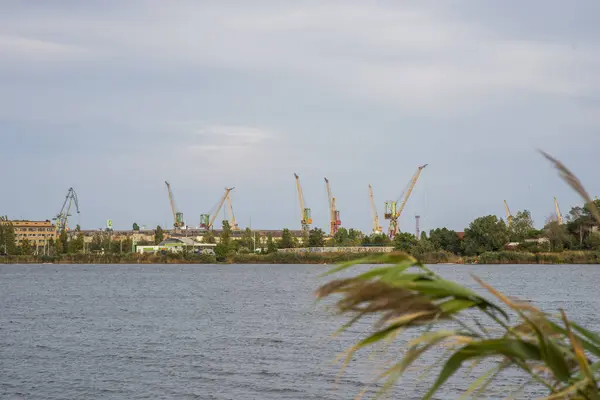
(301, 230), (309, 248)
(132, 222), (140, 231)
(266, 232), (277, 253)
(203, 230), (216, 244)
(58, 230), (69, 254)
(279, 228), (295, 249)
(0, 217), (17, 255)
(544, 220), (572, 251)
(332, 227), (349, 246)
(308, 228), (325, 247)
(393, 232), (418, 252)
(239, 228), (254, 250)
(365, 233), (391, 246)
(90, 232), (104, 252)
(68, 233), (84, 254)
(509, 210), (537, 242)
(429, 228), (462, 254)
(154, 225), (164, 244)
(20, 238), (33, 255)
(220, 220), (232, 248)
(463, 215), (509, 256)
(75, 224), (81, 232)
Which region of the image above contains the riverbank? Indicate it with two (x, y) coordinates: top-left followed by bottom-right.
(2, 250), (600, 264)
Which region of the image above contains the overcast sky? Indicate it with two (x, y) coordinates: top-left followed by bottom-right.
(1, 1), (599, 233)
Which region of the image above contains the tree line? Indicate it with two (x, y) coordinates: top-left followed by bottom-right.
(2, 199), (599, 259)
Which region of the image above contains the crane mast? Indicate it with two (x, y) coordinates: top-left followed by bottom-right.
(226, 191), (240, 231)
(385, 164), (428, 238)
(165, 181), (184, 230)
(368, 184), (382, 234)
(504, 200), (513, 227)
(554, 197), (563, 225)
(294, 174), (312, 233)
(201, 187), (234, 230)
(324, 177), (341, 236)
(53, 187), (80, 232)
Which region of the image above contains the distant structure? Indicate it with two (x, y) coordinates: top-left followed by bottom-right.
(9, 220), (56, 249)
(415, 215), (421, 240)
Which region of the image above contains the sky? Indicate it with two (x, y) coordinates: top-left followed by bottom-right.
(1, 0), (599, 233)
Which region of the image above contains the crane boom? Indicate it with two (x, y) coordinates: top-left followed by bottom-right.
(387, 164), (428, 237)
(226, 191), (239, 230)
(324, 177), (341, 236)
(554, 197), (563, 225)
(165, 181), (184, 229)
(504, 200), (513, 226)
(207, 187), (234, 230)
(294, 174), (312, 233)
(53, 187), (80, 232)
(368, 184), (382, 234)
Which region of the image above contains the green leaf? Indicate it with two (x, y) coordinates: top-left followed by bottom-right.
(542, 338), (572, 382)
(547, 321), (600, 358)
(438, 299), (478, 314)
(423, 339), (542, 400)
(571, 321), (600, 347)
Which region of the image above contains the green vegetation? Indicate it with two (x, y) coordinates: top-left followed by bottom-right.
(315, 151), (600, 399)
(316, 252), (600, 399)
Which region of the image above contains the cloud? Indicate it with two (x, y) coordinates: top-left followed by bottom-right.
(1, 1), (599, 231)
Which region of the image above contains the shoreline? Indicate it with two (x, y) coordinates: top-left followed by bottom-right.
(2, 250), (600, 265)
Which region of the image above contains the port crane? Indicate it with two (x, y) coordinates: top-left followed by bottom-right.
(368, 184), (382, 234)
(384, 164), (428, 238)
(294, 174), (312, 234)
(165, 181), (185, 230)
(53, 187), (80, 232)
(504, 200), (513, 227)
(200, 187), (234, 230)
(226, 191), (240, 231)
(554, 197), (563, 225)
(324, 178), (341, 236)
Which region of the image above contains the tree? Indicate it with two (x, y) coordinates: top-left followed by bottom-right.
(203, 230), (216, 244)
(132, 222), (140, 231)
(90, 232), (104, 252)
(75, 224), (81, 232)
(365, 233), (391, 246)
(308, 228), (325, 247)
(279, 228), (295, 249)
(58, 230), (69, 254)
(393, 232), (418, 252)
(0, 217), (17, 255)
(463, 215), (509, 256)
(20, 238), (33, 255)
(239, 228), (254, 250)
(332, 227), (349, 246)
(220, 220), (232, 247)
(429, 228), (462, 254)
(544, 221), (572, 251)
(266, 232), (277, 253)
(68, 233), (85, 254)
(301, 230), (309, 248)
(154, 225), (164, 245)
(509, 210), (537, 242)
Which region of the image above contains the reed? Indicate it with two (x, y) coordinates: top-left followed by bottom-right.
(315, 151), (600, 399)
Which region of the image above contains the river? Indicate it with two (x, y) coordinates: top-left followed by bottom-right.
(1, 264), (599, 399)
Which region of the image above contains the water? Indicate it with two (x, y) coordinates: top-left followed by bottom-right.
(1, 264), (599, 399)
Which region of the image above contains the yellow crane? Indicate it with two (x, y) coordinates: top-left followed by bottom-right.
(324, 177), (341, 236)
(226, 191), (240, 231)
(554, 197), (563, 225)
(200, 187), (233, 230)
(368, 184), (382, 234)
(294, 174), (312, 233)
(504, 200), (513, 227)
(165, 181), (184, 230)
(384, 164), (428, 238)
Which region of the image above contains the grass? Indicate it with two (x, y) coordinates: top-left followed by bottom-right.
(315, 151), (600, 399)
